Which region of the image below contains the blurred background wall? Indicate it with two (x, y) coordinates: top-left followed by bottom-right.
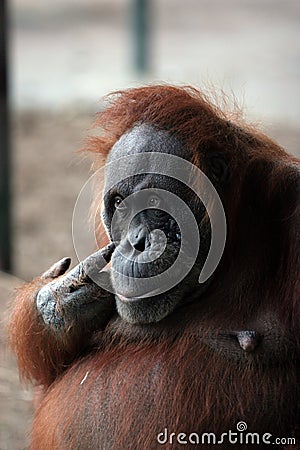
(1, 0), (299, 448)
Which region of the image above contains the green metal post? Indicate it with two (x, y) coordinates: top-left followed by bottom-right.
(133, 0), (150, 73)
(0, 0), (12, 272)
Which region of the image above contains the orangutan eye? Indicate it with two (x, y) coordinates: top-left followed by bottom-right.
(114, 195), (126, 210)
(148, 195), (161, 208)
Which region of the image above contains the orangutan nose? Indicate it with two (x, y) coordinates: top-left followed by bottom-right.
(128, 225), (149, 253)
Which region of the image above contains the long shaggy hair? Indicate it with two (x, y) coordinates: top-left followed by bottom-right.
(8, 85), (300, 449)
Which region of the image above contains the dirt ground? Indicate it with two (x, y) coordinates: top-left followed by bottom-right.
(0, 109), (299, 449)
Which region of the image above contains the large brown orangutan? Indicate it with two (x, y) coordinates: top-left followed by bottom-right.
(9, 86), (299, 449)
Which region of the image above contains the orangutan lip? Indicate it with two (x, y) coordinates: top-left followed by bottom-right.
(116, 294), (137, 303)
(116, 290), (160, 302)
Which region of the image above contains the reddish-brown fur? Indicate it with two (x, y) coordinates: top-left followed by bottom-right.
(9, 86), (299, 449)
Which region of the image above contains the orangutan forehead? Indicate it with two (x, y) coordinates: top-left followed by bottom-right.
(107, 123), (188, 162)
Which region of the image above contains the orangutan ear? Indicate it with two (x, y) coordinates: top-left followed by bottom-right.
(207, 153), (231, 186)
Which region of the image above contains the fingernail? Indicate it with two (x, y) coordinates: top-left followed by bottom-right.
(102, 242), (116, 263)
(41, 257), (71, 279)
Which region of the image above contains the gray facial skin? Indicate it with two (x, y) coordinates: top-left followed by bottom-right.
(36, 124), (223, 329)
(103, 124), (212, 324)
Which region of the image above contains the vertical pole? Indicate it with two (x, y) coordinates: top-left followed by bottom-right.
(133, 0), (150, 73)
(0, 0), (12, 272)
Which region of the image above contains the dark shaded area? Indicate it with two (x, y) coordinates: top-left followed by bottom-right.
(0, 0), (12, 272)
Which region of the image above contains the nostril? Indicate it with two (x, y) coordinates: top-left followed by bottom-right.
(129, 226), (148, 252)
(133, 240), (146, 252)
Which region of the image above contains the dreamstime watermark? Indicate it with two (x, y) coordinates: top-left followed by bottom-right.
(72, 152), (227, 294)
(157, 422), (296, 446)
